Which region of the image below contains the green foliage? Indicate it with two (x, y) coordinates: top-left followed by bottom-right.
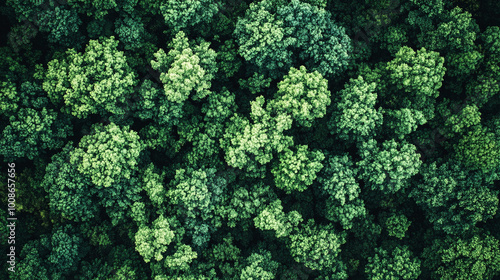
(44, 36), (137, 118)
(37, 7), (84, 47)
(268, 66), (330, 127)
(317, 154), (366, 229)
(233, 0), (294, 79)
(160, 0), (218, 33)
(276, 0), (352, 78)
(365, 246), (421, 280)
(13, 238), (52, 280)
(254, 199), (303, 238)
(221, 182), (277, 229)
(357, 139), (422, 194)
(435, 100), (482, 137)
(70, 123), (143, 188)
(454, 125), (499, 173)
(135, 214), (175, 263)
(151, 31), (217, 103)
(42, 143), (98, 222)
(410, 161), (499, 234)
(238, 72), (272, 95)
(382, 108), (426, 139)
(216, 39), (242, 80)
(329, 76), (382, 142)
(386, 46), (445, 100)
(141, 163), (167, 208)
(220, 97), (294, 177)
(167, 167), (226, 226)
(379, 25), (410, 55)
(445, 50), (483, 77)
(422, 232), (500, 280)
(134, 79), (184, 125)
(0, 108), (72, 161)
(48, 226), (83, 272)
(67, 0), (137, 19)
(418, 7), (480, 53)
(4, 1), (500, 279)
(163, 244), (198, 271)
(288, 219), (346, 271)
(114, 16), (148, 50)
(272, 145), (324, 193)
(380, 212), (412, 239)
(234, 0), (351, 78)
(240, 250), (280, 280)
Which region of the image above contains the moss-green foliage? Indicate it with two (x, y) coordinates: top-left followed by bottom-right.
(365, 246), (421, 280)
(269, 66), (330, 127)
(422, 232), (500, 280)
(0, 107), (72, 161)
(151, 31), (217, 103)
(4, 1), (500, 279)
(357, 139), (422, 194)
(454, 125), (499, 173)
(329, 76), (383, 142)
(43, 36), (137, 118)
(317, 154), (366, 229)
(272, 144), (324, 193)
(70, 123), (143, 188)
(234, 0), (351, 79)
(410, 161), (499, 234)
(160, 0), (218, 33)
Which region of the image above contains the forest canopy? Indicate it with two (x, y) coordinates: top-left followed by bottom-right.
(1, 0), (500, 279)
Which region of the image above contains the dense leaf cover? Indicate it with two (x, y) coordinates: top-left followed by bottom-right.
(1, 0), (500, 279)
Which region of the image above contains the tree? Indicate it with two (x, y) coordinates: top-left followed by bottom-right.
(114, 15), (149, 50)
(268, 66), (330, 127)
(276, 0), (352, 78)
(37, 6), (84, 48)
(417, 7), (479, 53)
(422, 232), (500, 280)
(410, 161), (499, 234)
(151, 31), (217, 103)
(133, 79), (184, 125)
(382, 108), (426, 139)
(234, 0), (351, 79)
(14, 225), (87, 279)
(272, 145), (324, 193)
(365, 246), (421, 280)
(317, 154), (366, 230)
(166, 167), (227, 248)
(42, 143), (98, 222)
(328, 76), (383, 142)
(434, 100), (481, 138)
(357, 139), (422, 194)
(135, 214), (175, 263)
(240, 250), (280, 280)
(70, 123), (143, 188)
(67, 0), (137, 19)
(287, 219), (346, 271)
(48, 226), (84, 272)
(43, 36), (137, 118)
(160, 0), (218, 33)
(359, 46), (446, 122)
(254, 199), (303, 239)
(380, 211), (412, 239)
(454, 125), (499, 173)
(76, 245), (148, 279)
(386, 46), (445, 102)
(220, 182), (278, 229)
(0, 107), (72, 161)
(220, 96), (294, 178)
(233, 0), (294, 79)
